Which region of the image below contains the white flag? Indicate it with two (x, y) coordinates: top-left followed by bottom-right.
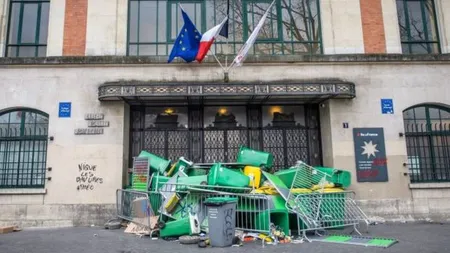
(232, 0), (276, 67)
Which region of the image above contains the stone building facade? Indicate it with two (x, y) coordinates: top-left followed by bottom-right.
(0, 0), (449, 227)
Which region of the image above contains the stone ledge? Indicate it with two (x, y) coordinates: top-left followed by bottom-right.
(0, 54), (448, 66)
(0, 188), (47, 195)
(410, 182), (450, 189)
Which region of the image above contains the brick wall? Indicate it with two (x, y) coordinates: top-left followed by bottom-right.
(63, 0), (88, 56)
(360, 0), (387, 53)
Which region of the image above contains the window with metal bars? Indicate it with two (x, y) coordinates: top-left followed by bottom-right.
(5, 0), (50, 57)
(396, 0), (441, 54)
(127, 0), (322, 56)
(0, 108), (49, 188)
(403, 104), (450, 183)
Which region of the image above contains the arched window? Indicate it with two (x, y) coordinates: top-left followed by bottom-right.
(403, 104), (450, 183)
(0, 108), (49, 188)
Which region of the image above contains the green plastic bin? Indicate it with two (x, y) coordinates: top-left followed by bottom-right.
(236, 146), (274, 170)
(159, 218), (192, 238)
(166, 157), (194, 177)
(313, 166), (352, 189)
(138, 151), (171, 175)
(207, 163), (250, 187)
(187, 167), (208, 176)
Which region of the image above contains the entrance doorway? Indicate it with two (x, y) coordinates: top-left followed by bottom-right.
(130, 105), (322, 171)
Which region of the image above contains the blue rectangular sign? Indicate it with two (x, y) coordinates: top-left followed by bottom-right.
(381, 99), (394, 114)
(59, 102), (71, 118)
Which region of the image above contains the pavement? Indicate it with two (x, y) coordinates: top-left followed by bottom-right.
(1, 223), (450, 253)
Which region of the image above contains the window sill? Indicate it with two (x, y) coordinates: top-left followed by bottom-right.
(0, 188), (47, 195)
(409, 182), (450, 189)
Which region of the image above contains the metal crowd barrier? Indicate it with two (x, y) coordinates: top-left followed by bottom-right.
(150, 183), (273, 235)
(290, 191), (370, 239)
(116, 189), (153, 228)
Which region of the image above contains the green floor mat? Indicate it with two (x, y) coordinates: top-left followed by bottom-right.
(311, 234), (398, 248)
(323, 235), (352, 242)
(366, 238), (398, 247)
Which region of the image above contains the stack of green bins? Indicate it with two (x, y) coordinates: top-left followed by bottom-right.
(313, 166), (352, 189)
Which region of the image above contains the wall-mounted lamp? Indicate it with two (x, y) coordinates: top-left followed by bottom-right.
(47, 167), (52, 171)
(46, 177), (52, 181)
(399, 132), (404, 137)
(49, 136), (54, 141)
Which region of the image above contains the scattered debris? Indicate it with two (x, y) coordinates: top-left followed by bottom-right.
(0, 226), (16, 234)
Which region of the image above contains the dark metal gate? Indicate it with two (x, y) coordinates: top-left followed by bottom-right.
(130, 105), (322, 170)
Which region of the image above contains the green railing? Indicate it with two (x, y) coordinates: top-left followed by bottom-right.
(127, 0), (322, 56)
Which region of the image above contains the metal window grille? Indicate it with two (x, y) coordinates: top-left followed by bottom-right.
(127, 0), (322, 56)
(5, 0), (50, 57)
(403, 105), (450, 183)
(0, 109), (49, 188)
(396, 0), (441, 54)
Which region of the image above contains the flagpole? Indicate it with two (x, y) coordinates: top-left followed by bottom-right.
(227, 0), (275, 72)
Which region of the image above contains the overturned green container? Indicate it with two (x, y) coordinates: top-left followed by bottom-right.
(138, 151), (171, 175)
(313, 166), (352, 189)
(236, 146), (274, 170)
(159, 218), (192, 238)
(208, 163), (250, 188)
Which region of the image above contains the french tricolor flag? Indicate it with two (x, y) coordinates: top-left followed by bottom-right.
(195, 17), (228, 63)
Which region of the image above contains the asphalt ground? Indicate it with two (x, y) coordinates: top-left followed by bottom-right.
(1, 222), (450, 253)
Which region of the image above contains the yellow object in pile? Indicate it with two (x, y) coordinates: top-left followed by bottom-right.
(164, 194), (181, 213)
(290, 188), (312, 194)
(258, 233), (273, 242)
(254, 185), (279, 195)
(315, 187), (344, 193)
(311, 183), (335, 191)
(244, 166), (262, 188)
(166, 163), (178, 177)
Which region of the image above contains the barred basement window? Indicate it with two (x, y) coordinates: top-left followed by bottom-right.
(0, 108), (49, 188)
(127, 0), (322, 56)
(403, 104), (450, 183)
(396, 0), (440, 54)
(5, 0), (50, 57)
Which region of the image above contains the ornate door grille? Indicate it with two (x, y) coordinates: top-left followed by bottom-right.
(130, 105), (322, 169)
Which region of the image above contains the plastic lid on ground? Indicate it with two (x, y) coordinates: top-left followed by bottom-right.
(204, 197), (238, 205)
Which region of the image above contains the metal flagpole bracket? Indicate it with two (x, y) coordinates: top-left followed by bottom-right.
(224, 71), (229, 83)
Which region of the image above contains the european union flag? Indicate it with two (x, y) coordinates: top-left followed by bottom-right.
(168, 8), (202, 63)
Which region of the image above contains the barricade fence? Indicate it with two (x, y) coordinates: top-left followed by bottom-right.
(154, 183), (273, 235)
(116, 189), (153, 228)
(291, 191), (369, 236)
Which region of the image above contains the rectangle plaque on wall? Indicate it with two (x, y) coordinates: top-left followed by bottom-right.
(353, 128), (388, 182)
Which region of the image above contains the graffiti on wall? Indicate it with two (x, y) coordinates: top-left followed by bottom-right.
(76, 162), (104, 190)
